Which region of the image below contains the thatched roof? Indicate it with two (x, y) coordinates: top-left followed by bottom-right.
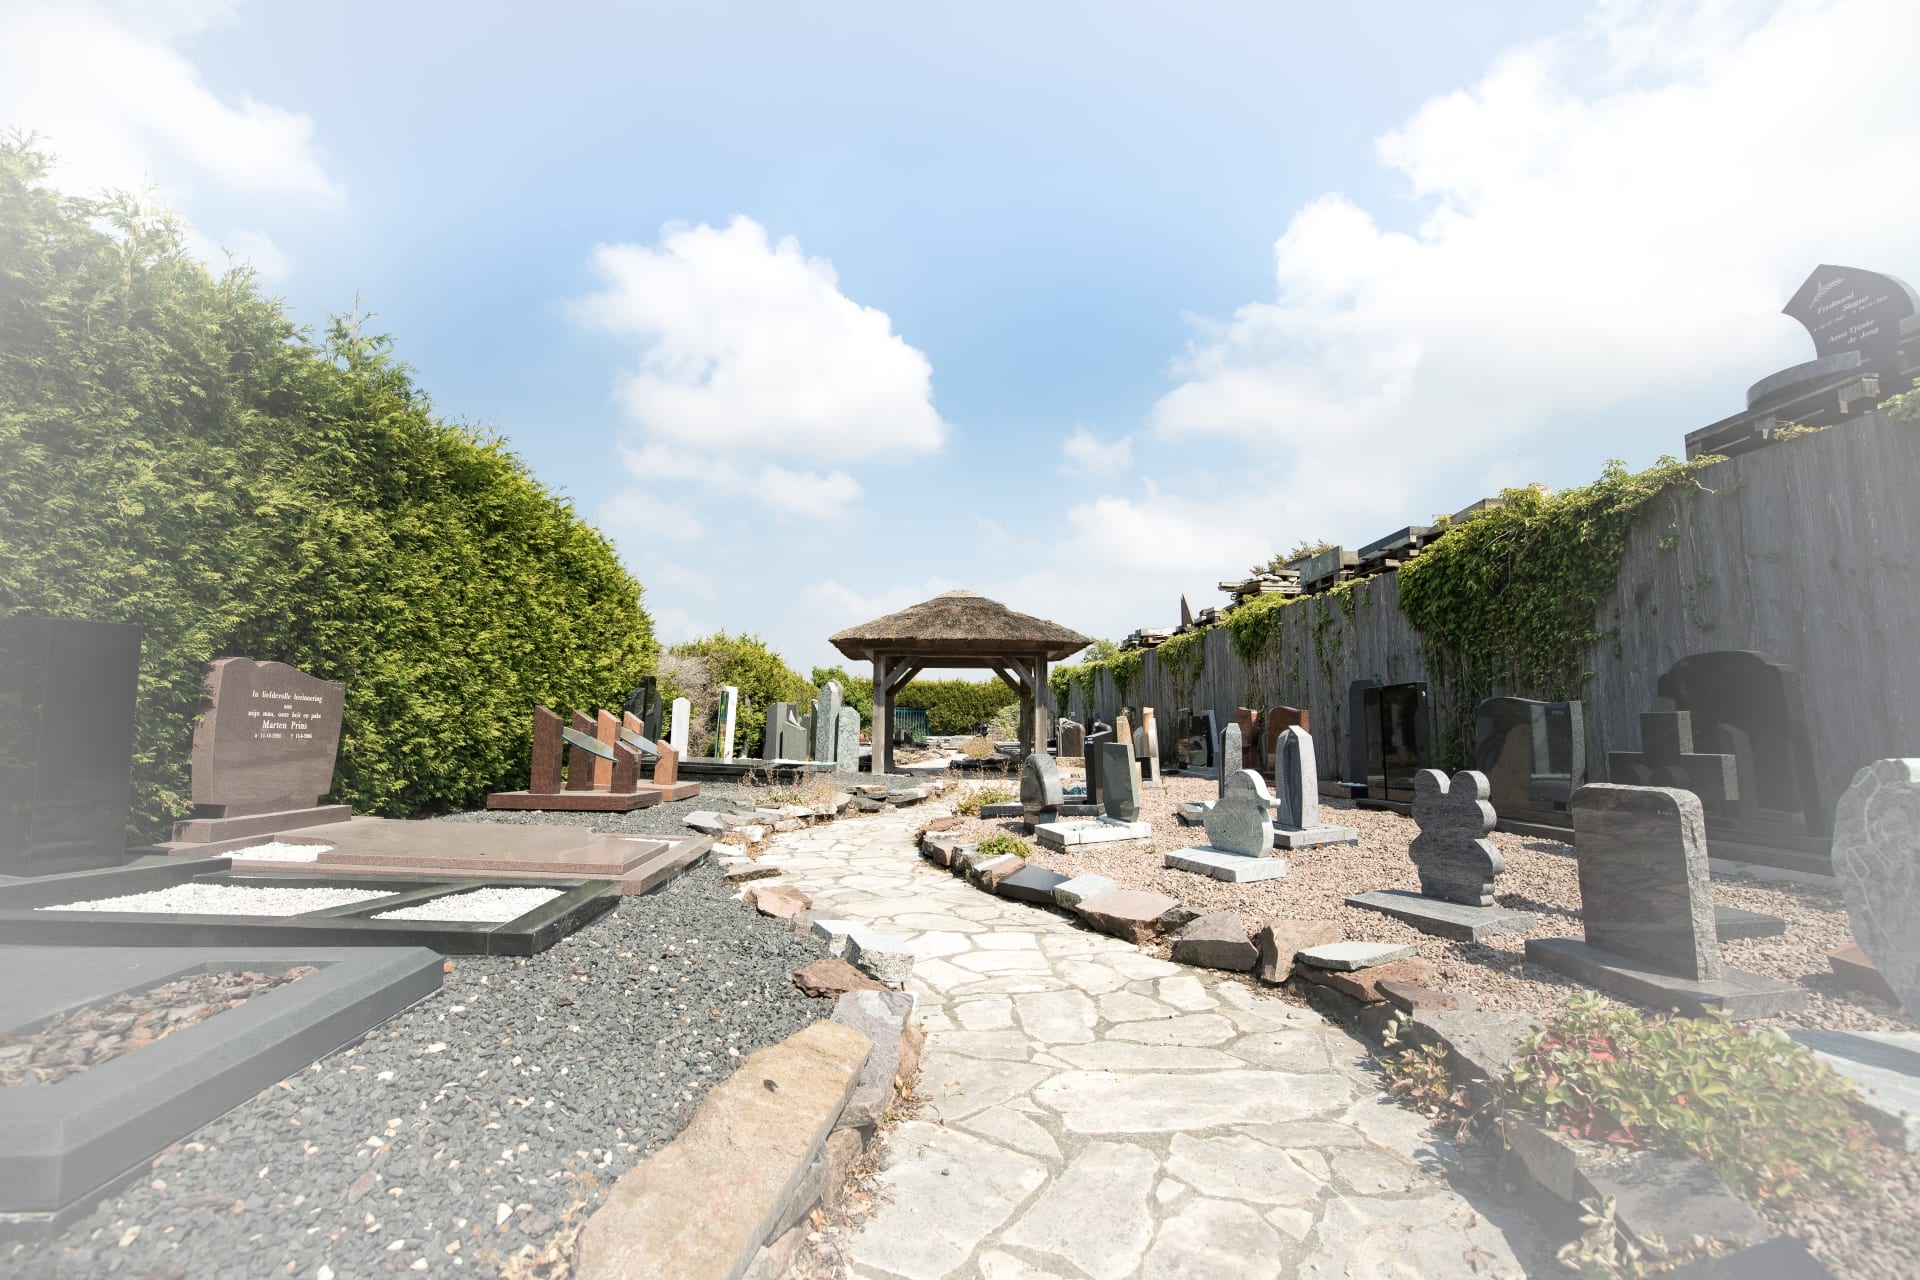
(830, 590), (1093, 661)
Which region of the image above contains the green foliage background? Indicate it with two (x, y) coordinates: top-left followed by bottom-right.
(811, 664), (1018, 736)
(665, 632), (815, 757)
(0, 142), (655, 837)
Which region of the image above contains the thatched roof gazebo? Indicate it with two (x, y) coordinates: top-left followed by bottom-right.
(830, 590), (1092, 774)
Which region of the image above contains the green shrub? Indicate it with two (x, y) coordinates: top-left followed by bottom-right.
(0, 140), (653, 835)
(954, 783), (1014, 816)
(975, 832), (1030, 859)
(896, 677), (1020, 735)
(1499, 995), (1876, 1205)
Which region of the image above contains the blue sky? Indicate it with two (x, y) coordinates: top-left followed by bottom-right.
(6, 0), (1917, 675)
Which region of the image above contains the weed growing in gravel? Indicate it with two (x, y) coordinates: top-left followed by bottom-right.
(1499, 994), (1877, 1205)
(954, 784), (1015, 817)
(975, 833), (1031, 859)
(960, 736), (996, 759)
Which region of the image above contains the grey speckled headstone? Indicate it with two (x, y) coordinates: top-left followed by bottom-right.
(1204, 769), (1277, 857)
(1410, 769), (1503, 906)
(1571, 783), (1719, 981)
(812, 680), (844, 764)
(1834, 759), (1920, 1015)
(1099, 740), (1142, 823)
(834, 707), (860, 773)
(1218, 723), (1243, 798)
(1021, 751), (1064, 827)
(1273, 725), (1320, 831)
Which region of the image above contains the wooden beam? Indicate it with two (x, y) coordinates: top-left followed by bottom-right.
(885, 664), (924, 699)
(990, 664), (1029, 697)
(873, 653), (893, 776)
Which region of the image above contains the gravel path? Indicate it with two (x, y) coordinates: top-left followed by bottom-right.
(941, 773), (1919, 1036)
(3, 857), (827, 1280)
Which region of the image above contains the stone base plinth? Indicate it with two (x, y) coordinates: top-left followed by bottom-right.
(172, 805), (352, 844)
(1273, 823), (1359, 850)
(1347, 889), (1535, 942)
(1164, 847), (1288, 883)
(484, 790), (662, 812)
(1524, 938), (1807, 1019)
(1033, 819), (1151, 851)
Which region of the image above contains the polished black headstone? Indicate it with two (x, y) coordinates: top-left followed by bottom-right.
(1346, 678), (1382, 784)
(1657, 651), (1826, 836)
(1475, 697), (1586, 818)
(1782, 264), (1920, 372)
(0, 617), (141, 876)
(1369, 682), (1433, 800)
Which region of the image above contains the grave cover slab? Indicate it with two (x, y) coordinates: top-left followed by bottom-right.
(0, 944), (442, 1236)
(0, 858), (618, 955)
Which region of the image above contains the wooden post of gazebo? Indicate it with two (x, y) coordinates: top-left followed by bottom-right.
(828, 590), (1092, 776)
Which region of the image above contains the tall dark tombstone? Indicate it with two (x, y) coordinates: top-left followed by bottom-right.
(625, 676), (665, 743)
(1475, 697), (1587, 824)
(1084, 728), (1114, 808)
(1371, 682), (1433, 801)
(0, 617), (142, 875)
(1346, 678), (1383, 785)
(1657, 651), (1827, 837)
(1182, 709), (1217, 771)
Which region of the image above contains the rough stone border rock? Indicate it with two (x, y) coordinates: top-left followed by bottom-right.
(575, 1002), (923, 1280)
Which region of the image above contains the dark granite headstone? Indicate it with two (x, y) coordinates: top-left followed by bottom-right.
(1099, 740), (1142, 823)
(1084, 728), (1114, 809)
(624, 676), (664, 742)
(1058, 719), (1086, 757)
(1409, 769), (1504, 906)
(1475, 697), (1586, 819)
(1569, 784), (1719, 981)
(1657, 651), (1827, 836)
(190, 658), (344, 819)
(1179, 709), (1217, 771)
(1346, 678), (1382, 784)
(0, 616), (141, 875)
(1608, 711), (1737, 809)
(1783, 264), (1920, 372)
(1370, 682), (1433, 800)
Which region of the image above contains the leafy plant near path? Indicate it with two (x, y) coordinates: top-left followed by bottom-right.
(974, 832), (1031, 859)
(954, 784), (1015, 817)
(1498, 995), (1876, 1205)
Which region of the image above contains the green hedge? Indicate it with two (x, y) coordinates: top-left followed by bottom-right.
(810, 666), (1019, 736)
(0, 141), (654, 837)
(670, 632), (816, 757)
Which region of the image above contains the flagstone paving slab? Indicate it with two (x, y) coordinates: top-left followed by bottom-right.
(753, 809), (1545, 1279)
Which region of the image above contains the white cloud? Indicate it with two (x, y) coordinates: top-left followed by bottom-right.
(1153, 0), (1920, 467)
(1059, 426), (1132, 476)
(0, 1), (339, 206)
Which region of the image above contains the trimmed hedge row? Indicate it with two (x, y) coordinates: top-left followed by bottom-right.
(0, 142), (655, 837)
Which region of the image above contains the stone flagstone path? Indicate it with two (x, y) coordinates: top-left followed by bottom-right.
(758, 809), (1548, 1280)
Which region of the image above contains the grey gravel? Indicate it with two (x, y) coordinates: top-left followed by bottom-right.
(3, 855), (827, 1279)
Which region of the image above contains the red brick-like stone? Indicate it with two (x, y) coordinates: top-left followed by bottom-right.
(745, 883), (812, 919)
(530, 706), (564, 794)
(1296, 956), (1437, 1003)
(1075, 889), (1182, 945)
(791, 958), (887, 998)
(654, 741), (680, 785)
(1253, 918), (1342, 985)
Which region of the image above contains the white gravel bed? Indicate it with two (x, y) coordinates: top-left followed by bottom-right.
(374, 886), (565, 922)
(226, 840), (331, 862)
(42, 883), (390, 917)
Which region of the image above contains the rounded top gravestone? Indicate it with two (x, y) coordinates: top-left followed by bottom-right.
(1833, 758), (1920, 1015)
(190, 659), (344, 817)
(1205, 769), (1277, 858)
(1020, 751), (1064, 826)
(1409, 768), (1503, 907)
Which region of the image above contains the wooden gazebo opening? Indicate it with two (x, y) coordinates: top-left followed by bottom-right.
(829, 590), (1093, 775)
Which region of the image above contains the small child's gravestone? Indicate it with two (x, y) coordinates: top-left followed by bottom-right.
(1346, 768), (1531, 940)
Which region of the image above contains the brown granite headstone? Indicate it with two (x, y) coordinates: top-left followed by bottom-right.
(1113, 711), (1134, 751)
(190, 658), (344, 818)
(1263, 705), (1309, 764)
(567, 712), (597, 791)
(610, 738), (639, 793)
(654, 740), (680, 785)
(592, 710), (618, 789)
(529, 706), (564, 793)
(1235, 707), (1261, 769)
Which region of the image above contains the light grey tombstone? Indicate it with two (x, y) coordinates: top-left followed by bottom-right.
(1204, 769), (1278, 857)
(1021, 752), (1065, 828)
(1218, 723), (1243, 797)
(1273, 725), (1320, 831)
(813, 681), (844, 764)
(1099, 740), (1142, 823)
(1834, 759), (1920, 1014)
(834, 707), (861, 774)
(761, 702), (789, 762)
(1571, 783), (1719, 980)
(1409, 769), (1504, 906)
(668, 698), (690, 756)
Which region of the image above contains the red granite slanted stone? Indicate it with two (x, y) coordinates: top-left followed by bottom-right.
(567, 711), (597, 791)
(1296, 956), (1438, 1003)
(1075, 888), (1182, 945)
(1253, 918), (1342, 985)
(530, 706), (564, 794)
(791, 958), (887, 998)
(595, 711), (621, 790)
(654, 741), (680, 785)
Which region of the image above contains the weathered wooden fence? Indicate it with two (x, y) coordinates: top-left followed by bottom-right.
(1051, 407), (1920, 818)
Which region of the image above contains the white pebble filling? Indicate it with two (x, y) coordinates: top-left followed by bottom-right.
(227, 841), (333, 862)
(373, 887), (566, 923)
(42, 884), (390, 916)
